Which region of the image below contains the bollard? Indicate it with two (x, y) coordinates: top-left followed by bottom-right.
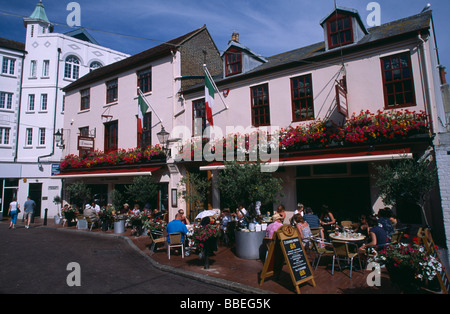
(43, 208), (48, 225)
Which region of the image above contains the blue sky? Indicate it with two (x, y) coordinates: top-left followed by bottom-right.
(1, 0), (449, 68)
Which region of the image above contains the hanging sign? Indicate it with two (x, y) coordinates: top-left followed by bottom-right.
(260, 225), (316, 294)
(336, 83), (348, 117)
(77, 136), (95, 151)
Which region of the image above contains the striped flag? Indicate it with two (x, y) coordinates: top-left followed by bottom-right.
(137, 92), (149, 134)
(205, 74), (214, 126)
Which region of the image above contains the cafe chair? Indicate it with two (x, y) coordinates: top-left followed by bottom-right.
(331, 240), (362, 278)
(310, 237), (334, 270)
(167, 232), (184, 259)
(310, 227), (322, 238)
(341, 221), (353, 228)
(390, 231), (404, 244)
(149, 230), (166, 256)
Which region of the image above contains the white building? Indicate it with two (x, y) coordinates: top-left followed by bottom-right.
(0, 1), (129, 220)
(0, 38), (26, 218)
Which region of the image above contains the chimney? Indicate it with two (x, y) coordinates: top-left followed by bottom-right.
(231, 32), (239, 43)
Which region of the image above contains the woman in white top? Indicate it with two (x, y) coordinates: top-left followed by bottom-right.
(8, 197), (20, 229)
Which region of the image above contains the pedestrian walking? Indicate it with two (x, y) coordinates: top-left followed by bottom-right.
(8, 197), (20, 229)
(23, 196), (36, 229)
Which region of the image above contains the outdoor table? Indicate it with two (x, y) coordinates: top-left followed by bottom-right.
(329, 233), (366, 242)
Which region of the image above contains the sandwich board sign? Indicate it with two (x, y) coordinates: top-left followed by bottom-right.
(259, 224), (316, 294)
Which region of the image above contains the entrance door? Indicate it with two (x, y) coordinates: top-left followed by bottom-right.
(296, 177), (371, 221)
(28, 183), (42, 217)
(158, 183), (168, 213)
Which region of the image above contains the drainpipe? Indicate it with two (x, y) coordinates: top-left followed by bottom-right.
(37, 47), (61, 170)
(417, 32), (434, 134)
(14, 51), (27, 162)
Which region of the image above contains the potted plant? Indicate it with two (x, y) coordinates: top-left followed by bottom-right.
(143, 218), (167, 236)
(62, 206), (77, 227)
(377, 240), (442, 293)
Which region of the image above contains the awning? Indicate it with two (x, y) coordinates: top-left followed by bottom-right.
(51, 166), (162, 179)
(199, 148), (412, 171)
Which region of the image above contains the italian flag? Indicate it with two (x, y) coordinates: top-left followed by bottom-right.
(138, 93), (149, 134)
(205, 74), (214, 126)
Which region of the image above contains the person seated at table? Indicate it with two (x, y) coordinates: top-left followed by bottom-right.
(293, 214), (313, 247)
(178, 209), (190, 225)
(377, 207), (394, 239)
(320, 205), (336, 232)
(265, 214), (284, 239)
(236, 204), (248, 226)
(359, 216), (388, 253)
(83, 204), (99, 221)
(152, 208), (163, 220)
(274, 205), (286, 222)
(303, 207), (325, 239)
(353, 214), (369, 237)
(166, 213), (189, 254)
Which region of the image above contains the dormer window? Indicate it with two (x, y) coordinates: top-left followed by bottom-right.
(225, 48), (242, 77)
(327, 14), (353, 49)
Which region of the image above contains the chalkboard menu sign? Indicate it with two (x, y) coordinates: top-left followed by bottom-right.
(260, 225), (316, 294)
(282, 237), (312, 282)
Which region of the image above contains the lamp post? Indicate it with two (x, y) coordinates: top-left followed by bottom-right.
(54, 129), (65, 149)
(156, 125), (170, 154)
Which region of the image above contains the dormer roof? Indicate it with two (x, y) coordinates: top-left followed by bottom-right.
(320, 6), (368, 34)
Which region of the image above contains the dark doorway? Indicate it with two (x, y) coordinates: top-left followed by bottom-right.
(296, 177), (372, 221)
(28, 183), (42, 217)
(87, 184), (108, 207)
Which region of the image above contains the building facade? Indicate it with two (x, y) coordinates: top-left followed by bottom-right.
(57, 7), (449, 251)
(59, 25), (221, 218)
(0, 2), (129, 220)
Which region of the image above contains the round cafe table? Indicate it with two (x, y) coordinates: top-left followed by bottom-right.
(329, 233), (366, 242)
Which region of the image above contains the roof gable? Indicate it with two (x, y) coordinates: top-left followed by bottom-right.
(64, 28), (99, 45)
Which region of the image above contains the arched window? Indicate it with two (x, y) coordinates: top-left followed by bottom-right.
(64, 55), (80, 80)
(89, 61), (103, 72)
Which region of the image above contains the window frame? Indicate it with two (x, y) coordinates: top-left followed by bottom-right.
(380, 52), (416, 109)
(192, 98), (207, 137)
(2, 57), (15, 75)
(80, 88), (90, 111)
(138, 112), (152, 148)
(137, 67), (152, 94)
(30, 60), (37, 78)
(327, 13), (354, 49)
(0, 127), (10, 145)
(0, 92), (13, 110)
(106, 79), (118, 104)
(64, 55), (80, 80)
(291, 74), (315, 122)
(25, 128), (33, 146)
(40, 94), (48, 111)
(250, 83), (271, 127)
(39, 128), (46, 146)
(42, 60), (50, 77)
(225, 48), (242, 77)
(104, 120), (118, 153)
(28, 94), (35, 111)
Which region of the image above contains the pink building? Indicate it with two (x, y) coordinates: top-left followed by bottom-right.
(58, 7), (449, 248)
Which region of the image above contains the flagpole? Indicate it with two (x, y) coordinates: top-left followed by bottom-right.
(137, 87), (163, 124)
(203, 64), (228, 110)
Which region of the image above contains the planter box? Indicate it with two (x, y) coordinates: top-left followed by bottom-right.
(234, 230), (266, 260)
(114, 220), (125, 234)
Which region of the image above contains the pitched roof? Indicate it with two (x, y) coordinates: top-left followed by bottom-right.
(184, 10), (433, 92)
(0, 37), (25, 52)
(63, 25), (208, 92)
(64, 28), (99, 45)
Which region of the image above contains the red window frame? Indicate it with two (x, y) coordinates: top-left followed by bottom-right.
(291, 74), (314, 122)
(104, 120), (118, 153)
(381, 53), (416, 109)
(327, 14), (354, 49)
(80, 88), (90, 111)
(106, 79), (118, 104)
(225, 48), (242, 77)
(138, 112), (152, 148)
(251, 84), (270, 127)
(137, 67), (152, 94)
(192, 98), (207, 137)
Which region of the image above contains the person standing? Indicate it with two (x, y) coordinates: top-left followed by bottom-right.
(8, 197), (20, 229)
(23, 196), (36, 229)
